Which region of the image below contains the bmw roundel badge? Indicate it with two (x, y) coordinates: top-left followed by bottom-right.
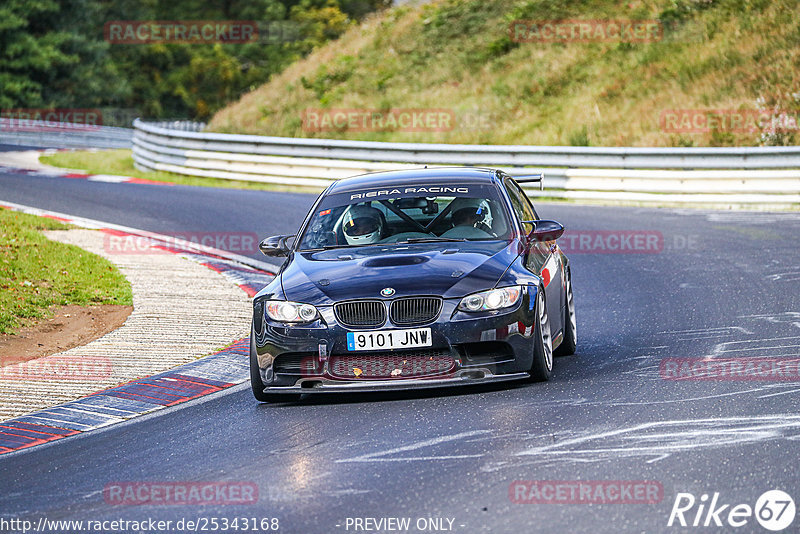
(381, 287), (395, 297)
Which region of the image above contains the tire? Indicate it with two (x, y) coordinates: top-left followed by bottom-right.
(554, 268), (576, 357)
(250, 327), (302, 403)
(528, 288), (553, 381)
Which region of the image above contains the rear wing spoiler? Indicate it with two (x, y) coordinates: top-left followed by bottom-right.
(513, 173), (545, 191)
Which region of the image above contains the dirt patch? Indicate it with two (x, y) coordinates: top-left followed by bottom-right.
(0, 305), (133, 365)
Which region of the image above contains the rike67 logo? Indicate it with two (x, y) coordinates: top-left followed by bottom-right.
(668, 490), (795, 531)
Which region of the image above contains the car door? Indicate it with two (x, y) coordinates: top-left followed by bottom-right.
(503, 178), (563, 336)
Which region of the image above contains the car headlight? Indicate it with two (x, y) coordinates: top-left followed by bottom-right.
(458, 286), (522, 312)
(265, 300), (319, 323)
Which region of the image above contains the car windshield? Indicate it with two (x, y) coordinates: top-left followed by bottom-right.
(297, 184), (512, 251)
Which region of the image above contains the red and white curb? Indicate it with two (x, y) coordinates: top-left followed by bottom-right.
(0, 201), (275, 455)
(1, 165), (171, 185)
(0, 150), (172, 185)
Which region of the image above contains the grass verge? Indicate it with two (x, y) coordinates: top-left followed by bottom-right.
(0, 208), (133, 334)
(40, 149), (325, 193)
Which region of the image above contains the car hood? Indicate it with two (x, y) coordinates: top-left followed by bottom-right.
(281, 241), (521, 305)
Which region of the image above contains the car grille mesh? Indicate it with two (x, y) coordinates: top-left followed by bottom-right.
(334, 300), (386, 327)
(329, 350), (455, 379)
(390, 297), (443, 326)
(273, 353), (315, 374)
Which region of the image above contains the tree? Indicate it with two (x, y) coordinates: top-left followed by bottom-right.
(0, 0), (126, 109)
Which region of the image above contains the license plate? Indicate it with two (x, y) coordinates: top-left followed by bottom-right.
(346, 328), (432, 351)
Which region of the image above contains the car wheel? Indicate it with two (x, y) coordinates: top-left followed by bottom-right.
(250, 327), (302, 403)
(554, 268), (576, 357)
(528, 288), (553, 381)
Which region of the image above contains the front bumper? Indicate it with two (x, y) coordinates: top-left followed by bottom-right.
(252, 288), (538, 393)
(262, 369), (530, 394)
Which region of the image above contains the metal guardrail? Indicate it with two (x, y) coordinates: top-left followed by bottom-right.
(134, 120), (800, 168)
(131, 119), (800, 205)
(144, 120), (206, 132)
(0, 120), (133, 149)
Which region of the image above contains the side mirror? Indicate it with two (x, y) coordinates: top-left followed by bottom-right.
(259, 235), (294, 257)
(522, 220), (564, 243)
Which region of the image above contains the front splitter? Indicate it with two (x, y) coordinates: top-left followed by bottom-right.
(262, 370), (530, 394)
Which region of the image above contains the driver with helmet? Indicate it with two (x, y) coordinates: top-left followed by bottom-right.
(342, 205), (385, 245)
(449, 197), (486, 228)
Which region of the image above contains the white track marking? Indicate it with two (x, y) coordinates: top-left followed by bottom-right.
(704, 213), (800, 223)
(336, 430), (490, 463)
(607, 387), (776, 406)
(758, 388), (800, 399)
(657, 327), (751, 335)
(511, 415), (800, 464)
(767, 272), (800, 282)
(704, 336), (800, 360)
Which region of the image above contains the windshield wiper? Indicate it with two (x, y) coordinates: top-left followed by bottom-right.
(401, 237), (468, 243)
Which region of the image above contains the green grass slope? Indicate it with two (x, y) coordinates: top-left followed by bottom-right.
(208, 0), (799, 147)
(0, 209), (132, 334)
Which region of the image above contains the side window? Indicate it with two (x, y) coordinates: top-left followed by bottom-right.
(520, 186), (539, 220)
(505, 179), (549, 272)
(504, 181), (524, 222)
(504, 179), (536, 229)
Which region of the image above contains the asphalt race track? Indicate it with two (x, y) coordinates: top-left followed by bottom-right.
(1, 159), (799, 533)
(0, 163), (311, 263)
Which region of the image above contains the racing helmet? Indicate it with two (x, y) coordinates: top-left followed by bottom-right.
(448, 197), (488, 227)
(342, 205), (384, 245)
